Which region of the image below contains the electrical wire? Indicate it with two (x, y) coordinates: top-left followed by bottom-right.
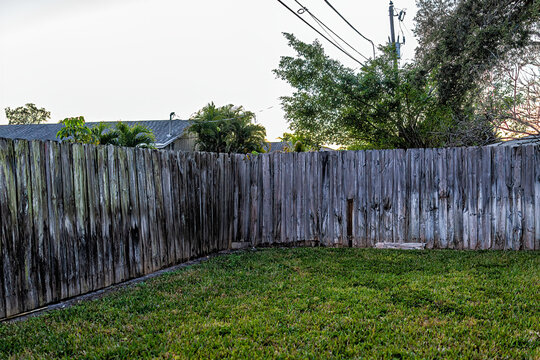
(323, 0), (376, 59)
(292, 0), (370, 61)
(276, 0), (364, 66)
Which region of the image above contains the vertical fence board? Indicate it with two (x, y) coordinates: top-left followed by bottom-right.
(511, 147), (523, 250)
(262, 154), (272, 244)
(522, 145), (535, 250)
(126, 148), (143, 276)
(143, 150), (159, 270)
(73, 144), (91, 294)
(534, 145), (540, 250)
(117, 148), (133, 279)
(30, 141), (53, 306)
(97, 147), (114, 286)
(436, 148), (447, 249)
(14, 141), (36, 311)
(60, 143), (80, 297)
(479, 147), (492, 249)
(46, 142), (64, 301)
(356, 151), (367, 247)
(108, 146), (125, 282)
(84, 145), (99, 291)
(0, 139), (21, 316)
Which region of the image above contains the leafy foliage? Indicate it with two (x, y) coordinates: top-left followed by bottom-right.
(5, 103), (50, 125)
(414, 0), (540, 108)
(90, 122), (120, 146)
(274, 34), (460, 149)
(189, 102), (266, 153)
(56, 116), (96, 144)
(275, 1), (539, 148)
(57, 118), (156, 148)
(114, 122), (156, 148)
(279, 132), (321, 152)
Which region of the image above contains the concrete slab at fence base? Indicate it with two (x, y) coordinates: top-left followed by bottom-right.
(375, 242), (426, 250)
(231, 242), (251, 250)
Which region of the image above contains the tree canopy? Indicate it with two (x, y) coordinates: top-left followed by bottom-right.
(274, 34), (472, 149)
(274, 0), (539, 149)
(189, 102), (267, 153)
(414, 0), (539, 108)
(5, 103), (50, 125)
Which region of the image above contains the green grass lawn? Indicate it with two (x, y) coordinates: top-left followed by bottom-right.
(1, 248), (539, 359)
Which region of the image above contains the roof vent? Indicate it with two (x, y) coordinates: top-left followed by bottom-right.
(168, 112), (175, 137)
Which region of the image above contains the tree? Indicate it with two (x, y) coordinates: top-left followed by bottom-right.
(414, 0), (540, 109)
(274, 33), (465, 149)
(279, 132), (321, 152)
(56, 116), (96, 144)
(189, 102), (267, 153)
(5, 103), (50, 124)
(478, 55), (540, 137)
(114, 122), (156, 148)
(90, 122), (120, 146)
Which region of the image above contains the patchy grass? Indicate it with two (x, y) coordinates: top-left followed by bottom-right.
(0, 248), (539, 359)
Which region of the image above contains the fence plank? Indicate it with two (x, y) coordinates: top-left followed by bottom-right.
(522, 145), (535, 250)
(0, 139), (22, 316)
(72, 144), (90, 294)
(177, 152), (189, 259)
(14, 141), (37, 312)
(126, 148), (143, 276)
(84, 145), (100, 291)
(534, 145), (540, 251)
(436, 148), (447, 249)
(60, 143), (80, 297)
(117, 148), (132, 279)
(511, 147), (523, 250)
(97, 146), (114, 286)
(46, 141), (64, 301)
(479, 147), (492, 249)
(454, 148), (465, 249)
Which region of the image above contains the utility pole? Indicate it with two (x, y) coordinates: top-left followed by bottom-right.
(389, 1), (396, 47)
(389, 1), (405, 61)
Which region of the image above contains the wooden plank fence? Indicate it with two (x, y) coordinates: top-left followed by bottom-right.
(0, 139), (538, 319)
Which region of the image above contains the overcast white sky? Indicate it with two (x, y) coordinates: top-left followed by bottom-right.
(0, 0), (419, 141)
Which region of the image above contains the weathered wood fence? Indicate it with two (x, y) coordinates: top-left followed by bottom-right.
(0, 139), (538, 319)
(0, 139), (234, 319)
(233, 146), (539, 251)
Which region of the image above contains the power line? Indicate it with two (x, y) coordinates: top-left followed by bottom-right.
(323, 0), (376, 59)
(276, 0), (364, 66)
(292, 0), (370, 61)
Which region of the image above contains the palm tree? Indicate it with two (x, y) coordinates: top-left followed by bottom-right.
(189, 102), (267, 153)
(90, 122), (120, 145)
(114, 122), (156, 148)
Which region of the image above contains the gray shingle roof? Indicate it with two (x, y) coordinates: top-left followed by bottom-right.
(0, 120), (192, 148)
(487, 135), (540, 147)
(264, 142), (334, 152)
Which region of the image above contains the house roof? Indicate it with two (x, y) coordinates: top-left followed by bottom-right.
(487, 135), (540, 147)
(0, 120), (192, 148)
(264, 142), (291, 152)
(264, 141), (334, 152)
